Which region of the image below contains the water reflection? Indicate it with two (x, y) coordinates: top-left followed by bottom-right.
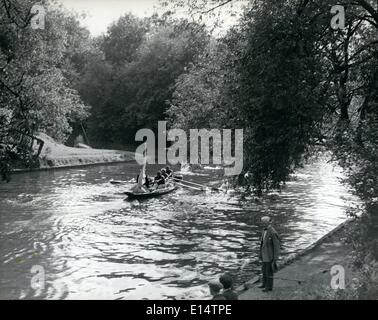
(0, 158), (357, 300)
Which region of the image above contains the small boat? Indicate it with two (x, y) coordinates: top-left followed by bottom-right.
(124, 184), (178, 200)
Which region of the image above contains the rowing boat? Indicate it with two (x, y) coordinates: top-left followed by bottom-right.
(124, 184), (178, 200)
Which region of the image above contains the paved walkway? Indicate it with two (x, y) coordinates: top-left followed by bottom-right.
(239, 225), (356, 300)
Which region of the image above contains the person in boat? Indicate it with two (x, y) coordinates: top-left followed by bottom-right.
(131, 136), (152, 193)
(153, 171), (166, 189)
(160, 168), (168, 179)
(165, 166), (173, 178)
(132, 149), (149, 194)
(144, 175), (153, 189)
(136, 174), (152, 188)
(131, 175), (148, 194)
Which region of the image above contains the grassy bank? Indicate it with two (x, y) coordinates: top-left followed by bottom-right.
(22, 133), (136, 171)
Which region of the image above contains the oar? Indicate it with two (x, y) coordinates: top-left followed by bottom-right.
(181, 180), (222, 192)
(175, 178), (223, 192)
(174, 178), (204, 189)
(180, 180), (209, 190)
(175, 182), (204, 191)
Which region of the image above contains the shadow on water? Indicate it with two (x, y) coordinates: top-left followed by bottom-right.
(0, 158), (357, 299)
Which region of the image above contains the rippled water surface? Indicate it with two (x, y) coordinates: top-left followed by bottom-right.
(0, 158), (356, 299)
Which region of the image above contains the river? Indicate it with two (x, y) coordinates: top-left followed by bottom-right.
(0, 157), (356, 300)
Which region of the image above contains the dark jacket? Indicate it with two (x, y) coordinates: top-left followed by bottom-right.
(144, 177), (152, 188)
(166, 169), (173, 177)
(259, 225), (280, 262)
(222, 289), (238, 300)
(154, 175), (165, 185)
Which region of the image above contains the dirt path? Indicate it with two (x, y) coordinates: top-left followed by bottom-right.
(239, 222), (356, 300)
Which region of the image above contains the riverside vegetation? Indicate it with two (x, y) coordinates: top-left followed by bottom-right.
(1, 0), (377, 299)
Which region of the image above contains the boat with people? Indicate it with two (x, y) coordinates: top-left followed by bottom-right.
(124, 183), (178, 200)
(124, 165), (180, 200)
(118, 141), (224, 200)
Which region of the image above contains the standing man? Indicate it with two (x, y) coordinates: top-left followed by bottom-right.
(258, 216), (280, 292)
(132, 137), (148, 193)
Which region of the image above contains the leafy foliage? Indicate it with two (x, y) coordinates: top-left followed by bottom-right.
(81, 15), (210, 145)
(168, 36), (240, 130)
(0, 0), (90, 179)
(168, 0), (378, 196)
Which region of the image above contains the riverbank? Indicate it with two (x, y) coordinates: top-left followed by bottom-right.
(18, 133), (135, 171)
(238, 219), (359, 300)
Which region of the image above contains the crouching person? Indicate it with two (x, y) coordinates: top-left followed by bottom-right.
(208, 280), (225, 300)
(219, 273), (238, 300)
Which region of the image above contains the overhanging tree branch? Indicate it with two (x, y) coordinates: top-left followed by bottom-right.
(353, 0), (378, 27)
(201, 0), (234, 14)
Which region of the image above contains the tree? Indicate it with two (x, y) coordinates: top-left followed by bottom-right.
(168, 33), (241, 130)
(101, 13), (150, 65)
(164, 0), (378, 197)
(0, 0), (90, 180)
(83, 15), (210, 145)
